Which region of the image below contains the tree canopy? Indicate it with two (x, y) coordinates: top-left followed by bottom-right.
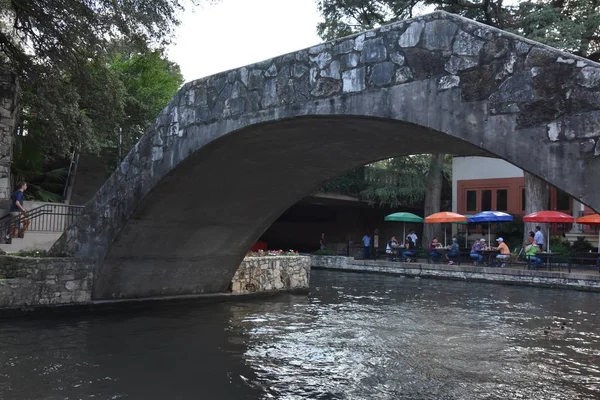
(0, 0), (194, 157)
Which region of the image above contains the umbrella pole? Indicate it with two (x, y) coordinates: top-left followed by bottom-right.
(403, 223), (406, 246)
(465, 225), (468, 248)
(547, 225), (550, 252)
(444, 225), (447, 247)
(488, 222), (491, 244)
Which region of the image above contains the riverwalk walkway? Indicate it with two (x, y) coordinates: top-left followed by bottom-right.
(310, 256), (600, 292)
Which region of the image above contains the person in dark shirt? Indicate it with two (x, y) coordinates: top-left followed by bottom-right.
(7, 181), (28, 238)
(319, 233), (326, 250)
(402, 236), (416, 261)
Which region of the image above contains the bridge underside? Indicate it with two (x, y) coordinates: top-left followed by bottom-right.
(97, 116), (487, 299)
(52, 11), (600, 300)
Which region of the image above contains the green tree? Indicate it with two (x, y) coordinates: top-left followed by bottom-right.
(109, 46), (184, 161)
(0, 0), (197, 157)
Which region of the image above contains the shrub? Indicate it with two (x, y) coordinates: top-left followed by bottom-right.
(572, 236), (594, 253)
(549, 235), (572, 256)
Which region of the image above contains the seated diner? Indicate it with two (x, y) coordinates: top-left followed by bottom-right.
(493, 237), (511, 267)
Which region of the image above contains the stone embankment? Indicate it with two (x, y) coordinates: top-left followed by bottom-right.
(0, 256), (93, 308)
(311, 256), (600, 291)
(231, 256), (310, 294)
(0, 255), (311, 310)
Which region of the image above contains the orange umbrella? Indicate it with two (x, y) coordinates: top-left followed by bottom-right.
(425, 212), (467, 223)
(425, 212), (467, 246)
(576, 214), (600, 252)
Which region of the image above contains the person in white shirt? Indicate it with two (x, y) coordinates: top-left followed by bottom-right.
(362, 233), (371, 259)
(534, 226), (544, 250)
(408, 230), (418, 248)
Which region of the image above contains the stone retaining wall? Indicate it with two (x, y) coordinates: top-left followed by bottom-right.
(0, 71), (18, 201)
(0, 256), (94, 308)
(311, 256), (600, 291)
(231, 256), (310, 294)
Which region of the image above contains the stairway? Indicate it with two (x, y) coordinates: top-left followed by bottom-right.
(0, 203), (83, 253)
(564, 232), (599, 247)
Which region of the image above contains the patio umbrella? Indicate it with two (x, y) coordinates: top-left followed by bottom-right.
(523, 211), (574, 252)
(384, 212), (424, 245)
(575, 214), (600, 252)
(425, 212), (467, 246)
(468, 211), (514, 244)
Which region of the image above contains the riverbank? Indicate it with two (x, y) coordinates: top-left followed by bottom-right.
(0, 254), (310, 314)
(311, 256), (600, 292)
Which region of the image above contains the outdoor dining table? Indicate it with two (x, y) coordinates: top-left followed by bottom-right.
(478, 249), (500, 266)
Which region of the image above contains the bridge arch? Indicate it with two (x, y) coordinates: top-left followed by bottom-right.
(53, 12), (600, 299)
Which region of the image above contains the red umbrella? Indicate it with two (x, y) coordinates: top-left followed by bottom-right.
(523, 211), (574, 252)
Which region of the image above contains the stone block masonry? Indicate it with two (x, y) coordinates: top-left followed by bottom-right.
(231, 256), (310, 294)
(311, 256), (600, 291)
(51, 11), (600, 301)
(0, 71), (18, 201)
(0, 256), (94, 308)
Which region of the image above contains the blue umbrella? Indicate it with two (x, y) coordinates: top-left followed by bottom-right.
(468, 211), (513, 244)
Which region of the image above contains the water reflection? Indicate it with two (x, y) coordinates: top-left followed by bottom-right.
(0, 270), (598, 399)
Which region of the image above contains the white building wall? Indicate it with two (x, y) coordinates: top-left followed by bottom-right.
(451, 156), (524, 213)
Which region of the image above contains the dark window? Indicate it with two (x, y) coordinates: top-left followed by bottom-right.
(466, 190), (477, 212)
(556, 189), (570, 211)
(521, 189), (526, 211)
(496, 189), (508, 211)
(481, 190), (492, 211)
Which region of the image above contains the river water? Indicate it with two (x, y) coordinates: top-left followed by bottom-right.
(0, 270), (598, 399)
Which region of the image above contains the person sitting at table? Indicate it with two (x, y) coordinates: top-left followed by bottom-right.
(493, 237), (511, 267)
(428, 237), (442, 263)
(524, 240), (542, 268)
(402, 236), (416, 262)
(470, 238), (486, 265)
(446, 237), (460, 265)
(386, 236), (399, 260)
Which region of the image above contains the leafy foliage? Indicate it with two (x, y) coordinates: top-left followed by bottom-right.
(316, 167), (366, 196)
(11, 134), (68, 202)
(0, 0), (197, 157)
(572, 236), (595, 253)
(109, 46), (184, 160)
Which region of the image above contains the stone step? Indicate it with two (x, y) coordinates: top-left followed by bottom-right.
(0, 232), (62, 253)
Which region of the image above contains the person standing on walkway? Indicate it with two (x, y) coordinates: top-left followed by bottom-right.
(319, 233), (326, 250)
(362, 232), (371, 259)
(534, 226), (545, 250)
(408, 230), (418, 248)
(8, 181), (28, 239)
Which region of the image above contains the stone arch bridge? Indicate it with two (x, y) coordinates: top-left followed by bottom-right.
(53, 11), (600, 300)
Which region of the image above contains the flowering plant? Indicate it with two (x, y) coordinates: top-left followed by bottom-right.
(246, 249), (299, 257)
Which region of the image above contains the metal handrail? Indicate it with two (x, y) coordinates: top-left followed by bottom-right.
(1, 203), (84, 236)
